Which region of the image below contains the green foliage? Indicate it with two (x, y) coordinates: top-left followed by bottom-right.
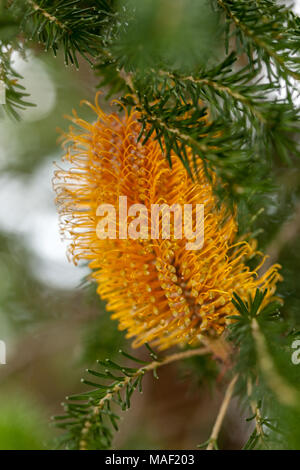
(54, 345), (160, 450)
(1, 0), (300, 451)
(0, 393), (52, 450)
(80, 286), (128, 365)
(115, 0), (220, 72)
(228, 289), (300, 449)
(2, 0), (298, 194)
(0, 2), (34, 119)
(55, 289), (300, 450)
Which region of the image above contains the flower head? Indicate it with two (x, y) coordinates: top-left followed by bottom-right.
(54, 97), (282, 350)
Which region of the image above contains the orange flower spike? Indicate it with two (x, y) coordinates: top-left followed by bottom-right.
(54, 97), (282, 350)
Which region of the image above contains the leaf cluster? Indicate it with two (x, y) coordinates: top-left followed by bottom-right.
(54, 345), (159, 450)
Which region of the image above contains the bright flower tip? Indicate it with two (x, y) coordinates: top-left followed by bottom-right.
(54, 96), (282, 350)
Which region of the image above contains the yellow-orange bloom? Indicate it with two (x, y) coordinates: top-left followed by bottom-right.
(54, 98), (282, 350)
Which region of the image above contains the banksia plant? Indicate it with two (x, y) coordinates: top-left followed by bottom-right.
(2, 0), (300, 451)
(55, 100), (282, 350)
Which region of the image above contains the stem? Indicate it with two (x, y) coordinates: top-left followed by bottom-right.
(206, 373), (238, 450)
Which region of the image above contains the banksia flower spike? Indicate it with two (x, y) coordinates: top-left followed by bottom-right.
(54, 97), (282, 350)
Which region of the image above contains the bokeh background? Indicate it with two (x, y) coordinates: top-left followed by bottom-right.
(0, 1), (300, 450)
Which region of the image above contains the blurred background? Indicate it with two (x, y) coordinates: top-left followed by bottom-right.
(0, 1), (299, 450)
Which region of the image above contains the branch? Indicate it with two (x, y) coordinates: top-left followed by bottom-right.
(246, 377), (266, 447)
(26, 0), (67, 31)
(262, 199), (300, 272)
(206, 373), (238, 450)
(120, 74), (212, 155)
